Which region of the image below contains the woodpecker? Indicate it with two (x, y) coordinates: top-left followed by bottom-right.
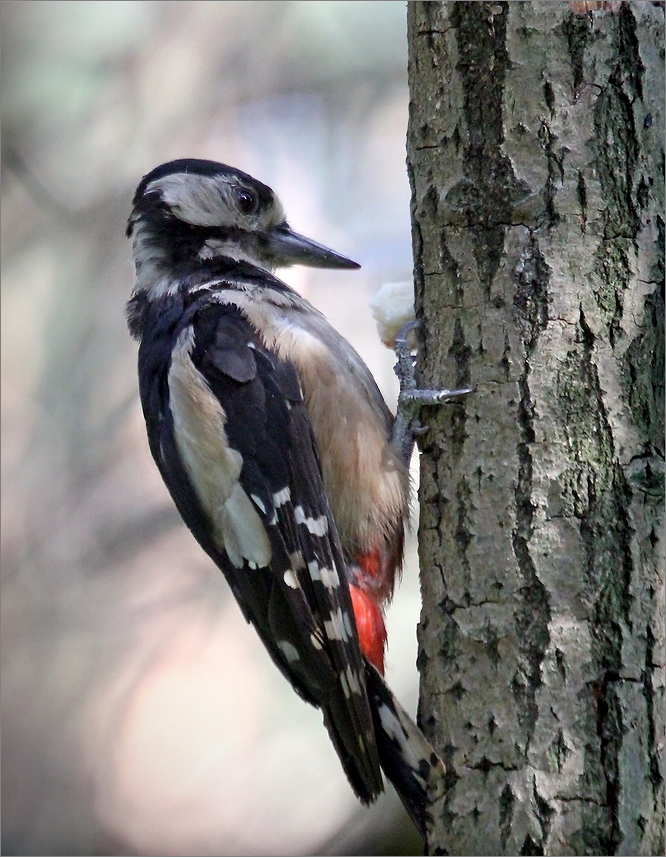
(126, 159), (464, 837)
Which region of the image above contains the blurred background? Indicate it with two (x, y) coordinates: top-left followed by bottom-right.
(1, 2), (422, 854)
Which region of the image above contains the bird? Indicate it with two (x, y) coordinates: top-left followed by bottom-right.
(125, 158), (453, 837)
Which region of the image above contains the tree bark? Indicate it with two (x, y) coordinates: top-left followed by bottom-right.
(407, 2), (664, 854)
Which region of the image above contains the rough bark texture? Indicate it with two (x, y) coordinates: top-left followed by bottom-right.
(407, 3), (664, 854)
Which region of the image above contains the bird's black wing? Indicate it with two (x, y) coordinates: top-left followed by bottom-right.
(142, 297), (383, 802)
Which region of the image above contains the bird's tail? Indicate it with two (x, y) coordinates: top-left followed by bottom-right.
(363, 660), (445, 840)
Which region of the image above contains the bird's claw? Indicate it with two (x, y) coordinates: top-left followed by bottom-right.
(391, 319), (474, 465)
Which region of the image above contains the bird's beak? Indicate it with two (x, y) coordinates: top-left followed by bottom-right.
(267, 224), (360, 269)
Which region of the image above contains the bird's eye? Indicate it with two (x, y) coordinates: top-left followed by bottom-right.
(235, 188), (258, 215)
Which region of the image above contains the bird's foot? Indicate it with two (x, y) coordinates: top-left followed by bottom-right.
(391, 320), (474, 466)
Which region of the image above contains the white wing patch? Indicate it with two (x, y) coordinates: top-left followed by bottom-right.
(345, 666), (362, 696)
(250, 493), (266, 514)
(273, 487), (291, 507)
(277, 640), (301, 664)
(339, 667), (362, 699)
(324, 607), (353, 642)
(168, 326), (272, 569)
(294, 506), (329, 536)
(223, 482), (272, 568)
(308, 560), (340, 589)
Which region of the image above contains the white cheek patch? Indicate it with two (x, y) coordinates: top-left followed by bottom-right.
(146, 172), (285, 232)
(149, 174), (240, 228)
(198, 238), (227, 260)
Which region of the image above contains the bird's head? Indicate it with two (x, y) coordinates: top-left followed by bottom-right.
(127, 159), (359, 287)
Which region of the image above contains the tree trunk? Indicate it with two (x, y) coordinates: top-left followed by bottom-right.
(407, 2), (664, 854)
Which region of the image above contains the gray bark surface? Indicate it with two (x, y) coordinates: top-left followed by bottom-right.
(407, 3), (664, 854)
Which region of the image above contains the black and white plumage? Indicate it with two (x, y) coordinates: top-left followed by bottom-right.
(126, 159), (443, 837)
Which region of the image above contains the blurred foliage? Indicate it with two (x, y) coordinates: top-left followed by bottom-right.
(1, 2), (423, 855)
